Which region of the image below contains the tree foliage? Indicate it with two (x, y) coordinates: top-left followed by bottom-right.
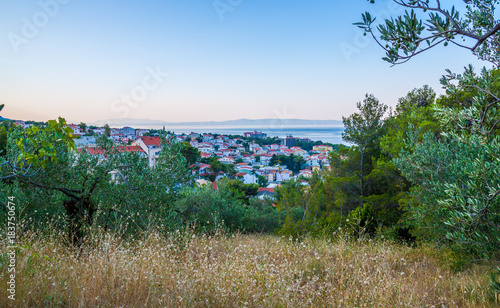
(276, 174), (335, 239)
(180, 141), (201, 165)
(1, 125), (192, 246)
(269, 154), (306, 173)
(357, 1), (500, 65)
(340, 94), (388, 209)
(395, 67), (500, 259)
(172, 180), (278, 234)
(381, 85), (439, 159)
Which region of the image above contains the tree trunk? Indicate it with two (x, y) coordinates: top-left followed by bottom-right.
(63, 198), (95, 247)
(360, 148), (364, 209)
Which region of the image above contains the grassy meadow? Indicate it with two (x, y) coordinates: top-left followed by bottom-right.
(1, 230), (499, 307)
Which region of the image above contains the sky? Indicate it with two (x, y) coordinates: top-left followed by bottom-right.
(0, 0), (490, 124)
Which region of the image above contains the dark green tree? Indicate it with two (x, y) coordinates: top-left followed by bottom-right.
(269, 154), (305, 173)
(341, 94), (388, 209)
(226, 180), (259, 205)
(257, 174), (268, 187)
(172, 183), (246, 233)
(103, 124), (111, 137)
(381, 85), (439, 158)
(0, 120), (13, 157)
(180, 142), (201, 165)
(276, 173), (335, 239)
(78, 122), (87, 133)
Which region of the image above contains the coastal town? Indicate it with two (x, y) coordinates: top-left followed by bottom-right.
(12, 120), (336, 199)
(3, 1), (499, 305)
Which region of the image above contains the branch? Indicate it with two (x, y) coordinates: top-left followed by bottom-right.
(0, 161), (42, 179)
(175, 203), (199, 219)
(469, 188), (500, 238)
(459, 84), (500, 129)
(111, 164), (144, 192)
(393, 0), (480, 40)
(23, 178), (81, 200)
(368, 26), (450, 65)
(473, 22), (500, 50)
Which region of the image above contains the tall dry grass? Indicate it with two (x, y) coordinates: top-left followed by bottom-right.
(1, 229), (498, 307)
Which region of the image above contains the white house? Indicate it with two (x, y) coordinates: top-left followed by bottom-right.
(276, 171), (291, 182)
(203, 134), (214, 142)
(74, 136), (96, 148)
(92, 128), (105, 136)
(132, 136), (162, 167)
(236, 172), (257, 185)
(218, 157), (235, 164)
(299, 169), (313, 178)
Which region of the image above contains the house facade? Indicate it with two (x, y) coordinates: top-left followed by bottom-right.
(132, 136), (162, 167)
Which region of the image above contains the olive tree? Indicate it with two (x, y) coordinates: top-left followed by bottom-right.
(395, 67), (500, 259)
(1, 120), (192, 246)
(356, 0), (500, 65)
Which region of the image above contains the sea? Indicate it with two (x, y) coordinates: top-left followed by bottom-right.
(144, 125), (346, 144)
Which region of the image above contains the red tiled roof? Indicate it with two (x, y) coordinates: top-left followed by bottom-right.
(86, 148), (106, 155)
(258, 187), (275, 194)
(116, 146), (144, 153)
(140, 136), (161, 146)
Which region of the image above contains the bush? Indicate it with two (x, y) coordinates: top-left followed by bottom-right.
(241, 197), (279, 233)
(172, 184), (247, 233)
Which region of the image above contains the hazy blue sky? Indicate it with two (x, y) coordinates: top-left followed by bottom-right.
(0, 0), (488, 124)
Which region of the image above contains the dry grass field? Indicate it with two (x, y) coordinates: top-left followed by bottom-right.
(1, 230), (499, 307)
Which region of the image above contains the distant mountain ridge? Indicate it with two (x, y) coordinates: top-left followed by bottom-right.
(92, 118), (343, 127)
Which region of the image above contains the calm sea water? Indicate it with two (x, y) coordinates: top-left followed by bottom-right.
(145, 125), (345, 144)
